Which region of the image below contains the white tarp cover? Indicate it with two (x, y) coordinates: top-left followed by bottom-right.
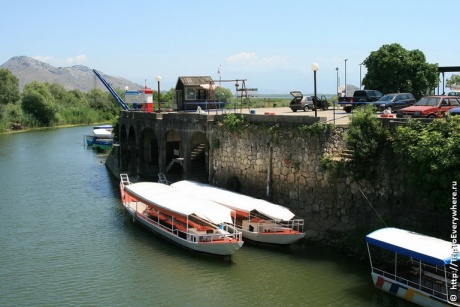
(124, 182), (234, 225)
(366, 227), (460, 266)
(171, 181), (295, 221)
(92, 128), (112, 137)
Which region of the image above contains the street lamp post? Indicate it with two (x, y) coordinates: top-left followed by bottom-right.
(335, 67), (339, 125)
(344, 59), (348, 97)
(359, 63), (363, 89)
(156, 76), (161, 112)
(311, 63), (319, 118)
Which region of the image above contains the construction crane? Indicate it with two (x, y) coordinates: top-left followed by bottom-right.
(93, 69), (130, 111)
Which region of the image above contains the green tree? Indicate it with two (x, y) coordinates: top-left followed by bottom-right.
(362, 43), (439, 98)
(0, 68), (20, 105)
(21, 82), (58, 125)
(344, 105), (389, 181)
(447, 74), (460, 89)
(393, 117), (460, 208)
(214, 87), (233, 103)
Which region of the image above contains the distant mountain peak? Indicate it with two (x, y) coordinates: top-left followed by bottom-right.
(1, 56), (142, 92)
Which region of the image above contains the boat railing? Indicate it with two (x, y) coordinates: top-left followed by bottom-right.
(372, 267), (450, 301)
(249, 217), (304, 233)
(143, 211), (242, 243)
(120, 174), (131, 186)
(187, 231), (241, 243)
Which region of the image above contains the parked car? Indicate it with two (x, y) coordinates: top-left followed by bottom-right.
(447, 106), (460, 116)
(289, 91), (329, 112)
(448, 91), (460, 96)
(289, 91), (314, 112)
(373, 93), (416, 112)
(396, 95), (460, 118)
(337, 89), (383, 113)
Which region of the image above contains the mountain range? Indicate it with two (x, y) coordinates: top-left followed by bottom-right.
(1, 56), (142, 92)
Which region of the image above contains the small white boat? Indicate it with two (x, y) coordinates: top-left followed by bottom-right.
(170, 180), (305, 245)
(85, 125), (113, 150)
(120, 174), (243, 256)
(366, 227), (460, 306)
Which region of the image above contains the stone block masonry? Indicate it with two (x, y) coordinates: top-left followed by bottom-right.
(209, 118), (438, 242)
(109, 111), (443, 244)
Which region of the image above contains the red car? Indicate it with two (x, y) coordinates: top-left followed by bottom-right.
(396, 95), (460, 118)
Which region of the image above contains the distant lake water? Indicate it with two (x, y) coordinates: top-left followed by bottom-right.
(0, 126), (411, 306)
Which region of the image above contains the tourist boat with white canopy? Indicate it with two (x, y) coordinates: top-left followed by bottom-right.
(170, 180), (305, 245)
(85, 125), (113, 150)
(120, 174), (243, 256)
(366, 227), (460, 306)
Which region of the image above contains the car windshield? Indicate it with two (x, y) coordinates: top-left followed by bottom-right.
(378, 95), (396, 102)
(414, 97), (440, 106)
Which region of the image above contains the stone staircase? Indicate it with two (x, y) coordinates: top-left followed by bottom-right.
(331, 148), (354, 162)
(191, 143), (206, 161)
(189, 143), (207, 182)
(165, 143), (207, 178)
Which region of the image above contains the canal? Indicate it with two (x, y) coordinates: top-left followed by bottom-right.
(0, 126), (411, 306)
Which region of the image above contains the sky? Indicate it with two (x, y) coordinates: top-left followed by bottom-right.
(1, 0), (459, 94)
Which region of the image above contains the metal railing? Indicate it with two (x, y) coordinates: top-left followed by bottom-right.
(371, 267), (449, 301)
(142, 210), (242, 243)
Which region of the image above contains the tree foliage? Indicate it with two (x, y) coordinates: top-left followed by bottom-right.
(0, 68), (20, 105)
(214, 87), (233, 103)
(392, 117), (460, 207)
(362, 43), (439, 98)
(447, 74), (460, 88)
(344, 105), (389, 181)
(21, 82), (58, 125)
(0, 68), (122, 132)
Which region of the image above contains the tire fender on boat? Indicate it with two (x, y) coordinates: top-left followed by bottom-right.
(227, 176), (241, 192)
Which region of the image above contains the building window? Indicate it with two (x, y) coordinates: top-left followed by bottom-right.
(186, 88), (195, 100)
(196, 89), (206, 100)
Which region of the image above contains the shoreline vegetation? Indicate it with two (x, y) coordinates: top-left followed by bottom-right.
(0, 68), (338, 134)
(1, 65), (339, 133)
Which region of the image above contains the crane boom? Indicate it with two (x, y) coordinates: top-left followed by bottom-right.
(93, 69), (130, 111)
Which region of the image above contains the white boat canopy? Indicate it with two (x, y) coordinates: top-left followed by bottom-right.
(366, 227), (460, 267)
(171, 181), (295, 221)
(124, 182), (234, 225)
(92, 128), (112, 137)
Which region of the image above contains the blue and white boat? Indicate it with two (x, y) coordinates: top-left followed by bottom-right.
(85, 125), (113, 150)
(366, 227), (460, 306)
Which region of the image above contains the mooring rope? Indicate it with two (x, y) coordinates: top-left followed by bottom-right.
(353, 180), (388, 227)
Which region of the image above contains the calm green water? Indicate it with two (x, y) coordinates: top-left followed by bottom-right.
(0, 126), (411, 307)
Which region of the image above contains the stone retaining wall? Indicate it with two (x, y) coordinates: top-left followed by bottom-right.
(209, 121), (441, 242)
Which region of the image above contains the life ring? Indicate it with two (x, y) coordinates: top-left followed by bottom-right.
(227, 176), (241, 192)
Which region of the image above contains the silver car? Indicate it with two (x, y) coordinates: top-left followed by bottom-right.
(289, 91), (314, 112)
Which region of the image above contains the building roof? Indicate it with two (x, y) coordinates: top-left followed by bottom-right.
(176, 76), (213, 87)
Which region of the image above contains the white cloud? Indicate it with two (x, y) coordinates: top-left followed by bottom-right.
(225, 52), (288, 66)
(65, 54), (87, 64)
(32, 54), (87, 66)
(33, 55), (55, 63)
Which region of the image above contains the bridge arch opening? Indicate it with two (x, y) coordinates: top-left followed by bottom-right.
(139, 127), (159, 180)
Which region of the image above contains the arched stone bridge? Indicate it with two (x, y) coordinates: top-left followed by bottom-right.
(116, 111), (217, 182)
(113, 110), (323, 183)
